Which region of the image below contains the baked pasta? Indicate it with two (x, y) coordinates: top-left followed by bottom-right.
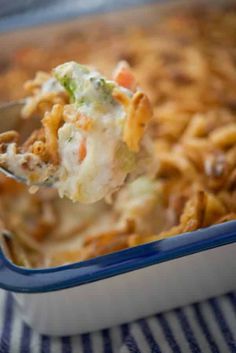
(0, 61), (152, 203)
(0, 4), (236, 267)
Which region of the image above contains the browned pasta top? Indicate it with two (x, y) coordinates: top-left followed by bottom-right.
(1, 5), (236, 268)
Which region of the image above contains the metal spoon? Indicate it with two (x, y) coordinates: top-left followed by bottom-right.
(0, 100), (53, 186)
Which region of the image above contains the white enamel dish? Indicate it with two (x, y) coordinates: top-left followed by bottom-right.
(0, 0), (235, 336)
(0, 222), (235, 335)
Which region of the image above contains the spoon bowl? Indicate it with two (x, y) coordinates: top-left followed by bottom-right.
(0, 100), (52, 186)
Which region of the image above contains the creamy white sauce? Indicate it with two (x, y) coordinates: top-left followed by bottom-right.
(0, 62), (138, 203)
(56, 101), (128, 203)
(51, 61), (136, 203)
(42, 77), (64, 94)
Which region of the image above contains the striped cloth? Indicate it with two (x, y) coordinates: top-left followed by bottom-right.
(0, 290), (236, 353)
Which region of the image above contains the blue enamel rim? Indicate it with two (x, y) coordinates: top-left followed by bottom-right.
(0, 221), (236, 293)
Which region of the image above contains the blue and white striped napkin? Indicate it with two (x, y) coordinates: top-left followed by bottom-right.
(0, 290), (236, 353)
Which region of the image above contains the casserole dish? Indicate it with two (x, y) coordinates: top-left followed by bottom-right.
(0, 223), (236, 335)
(0, 0), (236, 336)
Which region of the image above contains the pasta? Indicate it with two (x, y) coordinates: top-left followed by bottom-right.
(42, 103), (63, 165)
(0, 4), (236, 268)
(0, 61), (152, 203)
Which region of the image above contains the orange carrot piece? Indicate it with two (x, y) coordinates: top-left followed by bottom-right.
(78, 138), (87, 162)
(113, 62), (137, 91)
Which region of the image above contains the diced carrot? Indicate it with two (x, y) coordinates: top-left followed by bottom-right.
(78, 138), (87, 162)
(113, 62), (137, 91)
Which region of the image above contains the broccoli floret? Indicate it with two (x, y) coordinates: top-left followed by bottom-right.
(54, 61), (116, 106)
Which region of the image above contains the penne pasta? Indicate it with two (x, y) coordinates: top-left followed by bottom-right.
(0, 5), (236, 267)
